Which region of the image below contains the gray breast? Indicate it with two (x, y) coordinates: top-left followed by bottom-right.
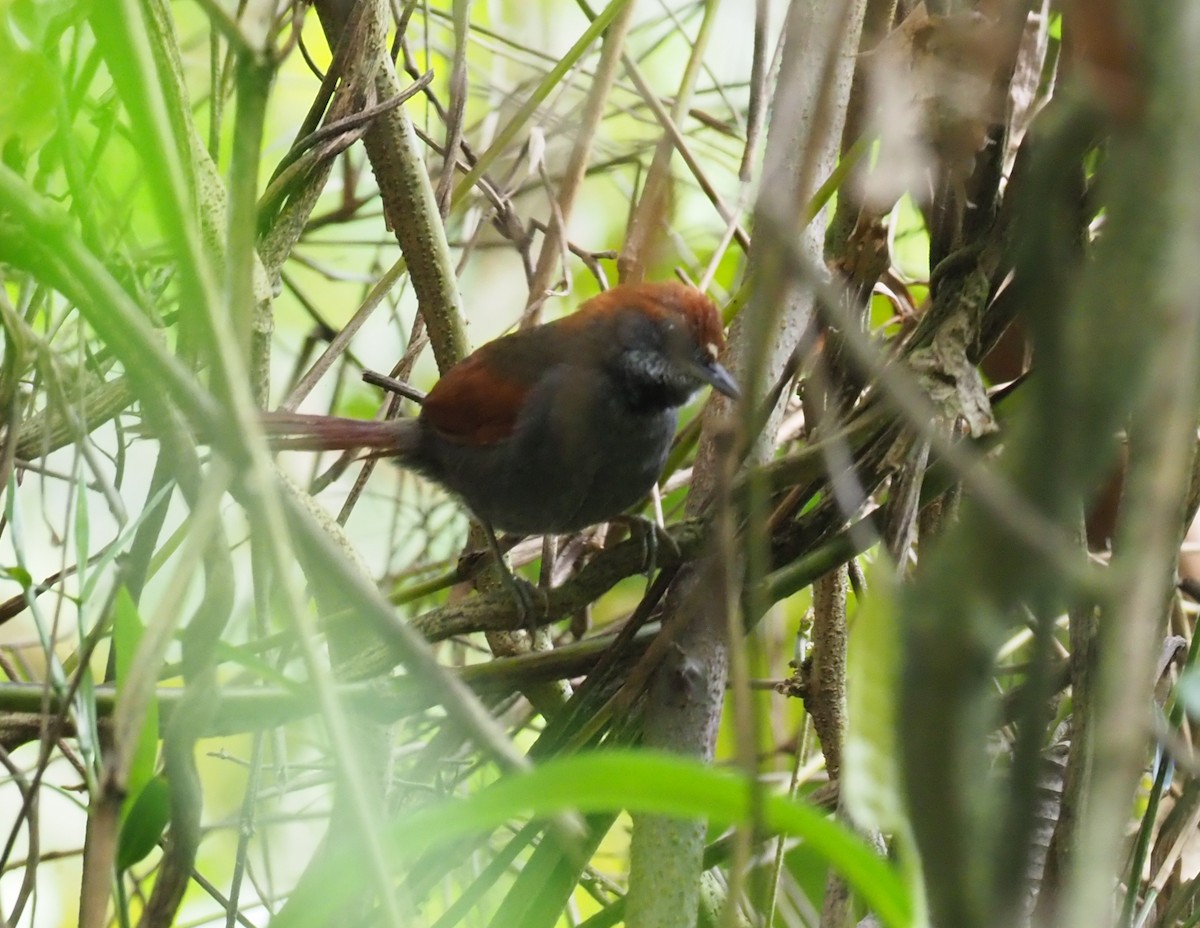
(426, 366), (678, 535)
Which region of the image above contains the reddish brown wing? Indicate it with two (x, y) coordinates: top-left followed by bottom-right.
(420, 343), (538, 445)
(422, 281), (722, 445)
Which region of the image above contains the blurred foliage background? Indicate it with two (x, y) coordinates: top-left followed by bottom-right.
(1, 1), (1200, 927)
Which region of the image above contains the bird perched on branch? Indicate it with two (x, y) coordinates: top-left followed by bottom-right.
(262, 281), (738, 542)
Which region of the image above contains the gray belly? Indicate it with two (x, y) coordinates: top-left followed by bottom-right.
(420, 381), (677, 535)
(547, 407), (676, 531)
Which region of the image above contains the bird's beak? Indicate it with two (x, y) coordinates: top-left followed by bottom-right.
(702, 361), (740, 400)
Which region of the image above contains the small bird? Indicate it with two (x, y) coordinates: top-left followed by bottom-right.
(262, 280), (739, 540)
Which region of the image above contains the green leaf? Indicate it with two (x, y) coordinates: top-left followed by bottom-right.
(270, 750), (911, 928)
(0, 0), (67, 151)
(844, 568), (905, 834)
(845, 566), (930, 926)
(79, 479), (174, 603)
(113, 586), (158, 820)
(0, 564), (32, 588)
(117, 775), (170, 871)
(213, 641), (307, 693)
(1176, 665), (1200, 720)
(74, 476), (89, 597)
(484, 814), (614, 928)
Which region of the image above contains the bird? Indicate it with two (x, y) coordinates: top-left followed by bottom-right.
(261, 280), (739, 569)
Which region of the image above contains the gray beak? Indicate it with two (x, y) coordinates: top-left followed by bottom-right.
(703, 361), (740, 400)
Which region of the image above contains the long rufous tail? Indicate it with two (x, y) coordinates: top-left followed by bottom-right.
(257, 411), (420, 455)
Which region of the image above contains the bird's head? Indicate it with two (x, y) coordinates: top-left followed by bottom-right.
(580, 281), (740, 410)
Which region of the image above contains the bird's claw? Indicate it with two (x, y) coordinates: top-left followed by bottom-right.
(505, 574), (549, 634)
(614, 515), (680, 577)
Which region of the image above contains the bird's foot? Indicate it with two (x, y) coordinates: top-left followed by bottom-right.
(503, 571), (549, 634)
(476, 524), (549, 633)
(612, 514), (680, 577)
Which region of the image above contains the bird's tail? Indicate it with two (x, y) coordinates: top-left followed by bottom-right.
(256, 412), (420, 455)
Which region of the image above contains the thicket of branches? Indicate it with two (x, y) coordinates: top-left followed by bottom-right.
(1, 0), (1200, 927)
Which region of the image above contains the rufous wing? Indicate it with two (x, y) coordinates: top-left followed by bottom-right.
(419, 347), (537, 446)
